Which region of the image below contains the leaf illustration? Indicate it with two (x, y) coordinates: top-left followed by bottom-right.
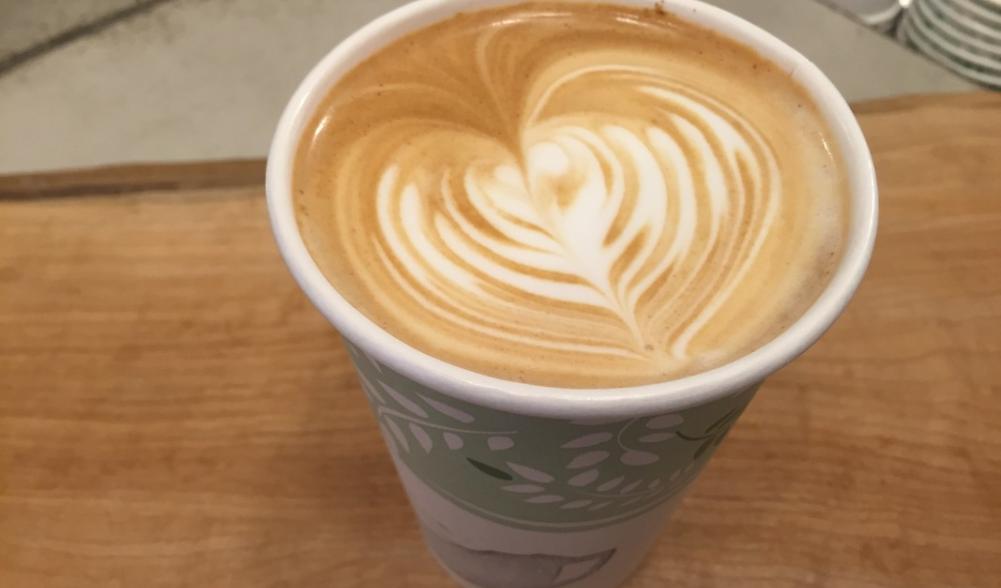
(561, 500), (593, 510)
(443, 431), (464, 450)
(568, 469), (600, 488)
(488, 436), (514, 451)
(379, 425), (398, 455)
(381, 382), (428, 417)
(645, 414), (684, 430)
(359, 378), (385, 405)
(620, 480), (642, 494)
(409, 423), (433, 453)
(597, 476), (624, 492)
(467, 458), (512, 480)
(506, 462), (554, 483)
(561, 432), (613, 449)
(502, 484), (545, 494)
(420, 395), (475, 423)
(387, 420), (410, 454)
(525, 495), (564, 504)
(621, 450), (659, 466)
(566, 451), (610, 469)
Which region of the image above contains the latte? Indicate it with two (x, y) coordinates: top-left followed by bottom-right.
(293, 1), (849, 387)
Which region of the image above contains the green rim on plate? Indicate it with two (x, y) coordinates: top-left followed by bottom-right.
(915, 0), (1001, 64)
(903, 9), (1001, 87)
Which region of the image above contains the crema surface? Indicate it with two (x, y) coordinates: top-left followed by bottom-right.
(294, 1), (849, 387)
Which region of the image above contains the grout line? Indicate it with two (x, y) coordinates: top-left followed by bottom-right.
(812, 0), (872, 25)
(0, 0), (177, 78)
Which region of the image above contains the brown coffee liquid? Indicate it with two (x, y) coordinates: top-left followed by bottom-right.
(293, 2), (850, 387)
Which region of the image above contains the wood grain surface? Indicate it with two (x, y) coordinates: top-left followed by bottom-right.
(1, 92), (1000, 587)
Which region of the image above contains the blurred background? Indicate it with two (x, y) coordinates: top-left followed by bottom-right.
(1, 0), (997, 175)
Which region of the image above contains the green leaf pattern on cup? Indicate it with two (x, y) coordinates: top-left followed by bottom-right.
(346, 342), (757, 532)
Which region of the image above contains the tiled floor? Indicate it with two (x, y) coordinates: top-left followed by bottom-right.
(0, 0), (141, 61)
(0, 0), (975, 174)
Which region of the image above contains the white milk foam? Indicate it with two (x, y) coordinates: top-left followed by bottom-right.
(374, 74), (781, 361)
(294, 2), (849, 387)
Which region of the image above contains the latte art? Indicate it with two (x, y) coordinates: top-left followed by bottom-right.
(295, 2), (849, 387)
(376, 74), (779, 362)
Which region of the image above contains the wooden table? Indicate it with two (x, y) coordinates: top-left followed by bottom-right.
(1, 93), (999, 587)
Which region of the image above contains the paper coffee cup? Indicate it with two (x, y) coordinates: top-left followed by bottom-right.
(265, 1), (878, 586)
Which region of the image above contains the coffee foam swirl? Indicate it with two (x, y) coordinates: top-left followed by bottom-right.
(376, 73), (779, 360)
(295, 3), (848, 387)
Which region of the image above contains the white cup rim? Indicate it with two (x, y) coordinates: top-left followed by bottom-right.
(266, 0), (878, 419)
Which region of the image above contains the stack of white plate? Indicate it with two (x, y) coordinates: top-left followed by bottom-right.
(830, 0), (904, 33)
(899, 0), (1001, 88)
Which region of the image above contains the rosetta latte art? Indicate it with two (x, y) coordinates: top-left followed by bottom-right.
(295, 3), (848, 386)
(375, 71), (779, 362)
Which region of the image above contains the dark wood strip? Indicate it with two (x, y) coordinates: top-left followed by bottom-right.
(0, 159), (266, 200)
(851, 90), (1001, 115)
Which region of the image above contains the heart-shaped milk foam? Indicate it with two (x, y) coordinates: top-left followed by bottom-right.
(372, 68), (780, 363)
